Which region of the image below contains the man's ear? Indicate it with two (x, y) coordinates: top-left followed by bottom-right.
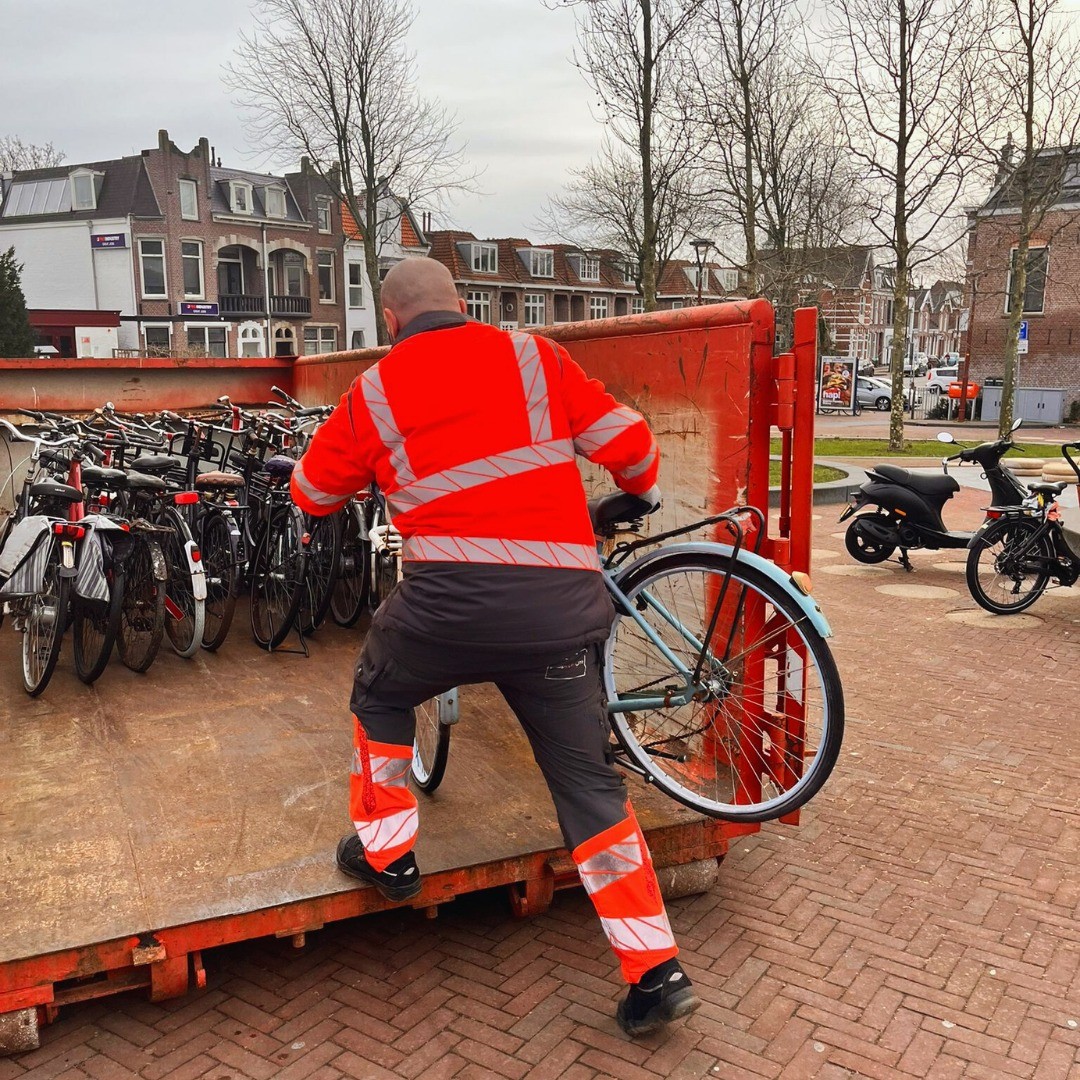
(458, 298), (467, 314)
(384, 308), (399, 340)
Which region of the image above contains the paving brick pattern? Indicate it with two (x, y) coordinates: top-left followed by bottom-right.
(5, 491), (1080, 1078)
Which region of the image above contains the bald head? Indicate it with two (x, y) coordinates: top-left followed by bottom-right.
(381, 258), (465, 338)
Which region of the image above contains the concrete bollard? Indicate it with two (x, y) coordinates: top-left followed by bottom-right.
(0, 1008), (40, 1054)
(656, 857), (721, 900)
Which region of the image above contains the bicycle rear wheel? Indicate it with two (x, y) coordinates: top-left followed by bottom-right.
(20, 546), (70, 696)
(411, 689), (458, 793)
(200, 510), (240, 650)
(330, 501), (371, 627)
(250, 505), (307, 649)
(73, 565), (124, 684)
(297, 512), (341, 634)
(117, 536), (166, 672)
(603, 551), (844, 823)
(159, 508), (205, 658)
(966, 516), (1053, 614)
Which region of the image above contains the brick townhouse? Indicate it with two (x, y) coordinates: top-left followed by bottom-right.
(966, 146), (1080, 414)
(0, 130), (372, 359)
(425, 231), (737, 329)
(911, 280), (963, 362)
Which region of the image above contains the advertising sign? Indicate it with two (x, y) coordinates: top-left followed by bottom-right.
(179, 302), (220, 317)
(90, 233), (127, 249)
(818, 356), (858, 413)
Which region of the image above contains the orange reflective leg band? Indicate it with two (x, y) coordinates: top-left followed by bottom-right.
(349, 717), (418, 873)
(572, 804), (678, 984)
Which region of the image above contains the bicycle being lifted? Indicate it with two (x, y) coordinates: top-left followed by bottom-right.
(406, 491), (843, 824)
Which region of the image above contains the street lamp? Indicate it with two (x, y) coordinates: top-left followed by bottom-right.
(690, 237), (715, 305)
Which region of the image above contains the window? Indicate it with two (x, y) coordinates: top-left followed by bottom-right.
(186, 326), (227, 357)
(181, 241), (204, 298)
(589, 297), (608, 320)
(144, 325), (171, 356)
(239, 324), (264, 358)
(671, 301), (684, 310)
(1006, 246), (1048, 314)
(524, 293), (546, 326)
(351, 330), (365, 350)
(179, 179), (198, 220)
(304, 326), (338, 354)
(623, 261), (638, 285)
(348, 263), (364, 308)
(229, 181), (252, 214)
(631, 297), (645, 315)
(580, 256), (600, 281)
(530, 249), (554, 277)
(279, 252), (305, 296)
(317, 250), (335, 302)
(138, 238), (167, 298)
(218, 247), (244, 295)
(470, 244), (498, 273)
(467, 290), (491, 322)
(264, 187), (286, 218)
(71, 171), (97, 211)
(721, 269), (739, 293)
(317, 198), (331, 233)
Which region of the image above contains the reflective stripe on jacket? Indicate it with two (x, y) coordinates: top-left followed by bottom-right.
(290, 321), (659, 570)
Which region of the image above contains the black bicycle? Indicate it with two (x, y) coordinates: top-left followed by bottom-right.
(965, 442), (1080, 614)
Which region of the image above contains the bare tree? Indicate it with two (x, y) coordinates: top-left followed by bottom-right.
(542, 138), (711, 292)
(973, 0), (1080, 435)
(226, 0), (472, 345)
(550, 0), (704, 309)
(823, 0), (987, 449)
(0, 137), (64, 172)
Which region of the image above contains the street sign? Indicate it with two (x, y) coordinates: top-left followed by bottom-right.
(1017, 320), (1029, 355)
(179, 302), (220, 317)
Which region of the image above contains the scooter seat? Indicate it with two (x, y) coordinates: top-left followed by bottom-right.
(1028, 480), (1068, 497)
(874, 464), (959, 497)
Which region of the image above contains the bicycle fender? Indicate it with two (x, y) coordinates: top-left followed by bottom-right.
(613, 541), (833, 638)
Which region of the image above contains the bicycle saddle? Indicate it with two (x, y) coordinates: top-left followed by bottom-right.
(1028, 481), (1068, 497)
(81, 466), (128, 486)
(129, 454), (182, 473)
(124, 471), (171, 492)
(872, 464), (959, 497)
(29, 480), (83, 503)
(195, 470), (244, 490)
(589, 491), (658, 533)
(263, 455), (297, 478)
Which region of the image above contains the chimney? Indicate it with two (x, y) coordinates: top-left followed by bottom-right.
(300, 155), (311, 174)
(327, 162), (341, 190)
(158, 129), (171, 154)
(197, 137), (210, 160)
(994, 133), (1015, 188)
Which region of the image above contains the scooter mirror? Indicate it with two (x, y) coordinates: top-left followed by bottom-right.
(937, 432), (956, 444)
(1012, 418), (1023, 431)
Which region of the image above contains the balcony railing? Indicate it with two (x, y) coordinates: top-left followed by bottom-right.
(219, 294), (312, 318)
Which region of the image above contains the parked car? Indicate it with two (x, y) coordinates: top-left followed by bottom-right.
(856, 376), (892, 411)
(857, 359), (876, 376)
(926, 365), (960, 394)
(903, 356), (928, 376)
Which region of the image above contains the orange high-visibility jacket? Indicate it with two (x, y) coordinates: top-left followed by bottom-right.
(290, 321), (659, 571)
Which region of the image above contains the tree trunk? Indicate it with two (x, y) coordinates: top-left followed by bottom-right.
(639, 0), (658, 310)
(887, 0), (910, 453)
(736, 4), (757, 295)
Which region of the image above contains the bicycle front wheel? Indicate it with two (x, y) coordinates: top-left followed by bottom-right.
(411, 689), (458, 793)
(966, 516), (1053, 615)
(604, 552), (844, 823)
(159, 507), (205, 658)
(330, 501), (371, 627)
(200, 510), (240, 650)
(21, 546), (70, 696)
(297, 512), (342, 635)
(117, 535), (166, 672)
(73, 564), (124, 684)
(250, 505), (307, 649)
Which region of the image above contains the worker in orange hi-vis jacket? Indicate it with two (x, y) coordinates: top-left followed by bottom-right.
(290, 258), (699, 1037)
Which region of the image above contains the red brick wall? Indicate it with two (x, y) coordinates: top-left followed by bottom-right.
(967, 208), (1080, 413)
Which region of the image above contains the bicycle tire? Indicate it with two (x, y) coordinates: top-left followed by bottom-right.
(200, 510), (240, 650)
(411, 689), (458, 793)
(249, 504), (307, 649)
(603, 550), (844, 823)
(297, 512), (342, 634)
(966, 516), (1053, 615)
(330, 501), (371, 627)
(73, 564), (124, 684)
(117, 536), (166, 672)
(21, 545), (70, 697)
(158, 507), (205, 658)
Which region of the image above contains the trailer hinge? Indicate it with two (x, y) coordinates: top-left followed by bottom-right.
(774, 351), (795, 431)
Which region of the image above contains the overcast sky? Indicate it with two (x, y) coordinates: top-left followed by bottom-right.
(2, 0), (604, 238)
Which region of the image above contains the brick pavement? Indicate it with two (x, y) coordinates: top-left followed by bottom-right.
(4, 489), (1079, 1079)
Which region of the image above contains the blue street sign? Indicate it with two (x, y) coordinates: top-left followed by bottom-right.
(91, 233), (127, 249)
(179, 302), (220, 317)
(1019, 320), (1028, 340)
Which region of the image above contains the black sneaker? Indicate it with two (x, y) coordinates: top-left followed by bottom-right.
(616, 958), (700, 1037)
(335, 835), (422, 901)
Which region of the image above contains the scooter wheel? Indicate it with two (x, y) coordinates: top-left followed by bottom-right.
(845, 514), (897, 564)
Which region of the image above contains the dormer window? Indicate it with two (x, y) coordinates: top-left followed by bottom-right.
(579, 256), (600, 282)
(229, 181), (253, 214)
(70, 170), (100, 211)
(529, 249), (554, 277)
(470, 243), (498, 273)
(264, 186), (286, 218)
(622, 260), (638, 285)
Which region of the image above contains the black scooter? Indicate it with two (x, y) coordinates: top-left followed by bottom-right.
(839, 420), (1027, 571)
